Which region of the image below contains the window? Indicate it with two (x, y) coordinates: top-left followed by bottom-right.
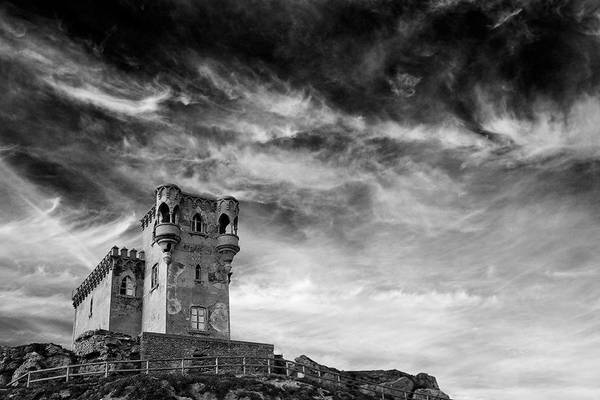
(89, 297), (93, 318)
(151, 264), (158, 289)
(190, 306), (206, 331)
(158, 203), (170, 223)
(172, 205), (180, 224)
(195, 265), (202, 281)
(192, 214), (204, 233)
(218, 214), (230, 234)
(120, 276), (134, 296)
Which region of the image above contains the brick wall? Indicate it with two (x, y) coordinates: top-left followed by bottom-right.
(140, 332), (273, 372)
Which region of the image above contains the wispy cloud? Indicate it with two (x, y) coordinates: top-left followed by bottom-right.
(1, 2), (600, 399)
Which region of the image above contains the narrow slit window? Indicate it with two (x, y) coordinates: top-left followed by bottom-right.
(89, 297), (93, 318)
(190, 306), (206, 331)
(195, 265), (201, 281)
(172, 205), (180, 224)
(151, 264), (158, 288)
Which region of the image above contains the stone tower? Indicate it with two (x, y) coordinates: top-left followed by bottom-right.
(139, 184), (240, 339)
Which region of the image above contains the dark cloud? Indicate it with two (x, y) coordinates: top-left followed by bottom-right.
(1, 1), (600, 399)
(7, 0), (600, 132)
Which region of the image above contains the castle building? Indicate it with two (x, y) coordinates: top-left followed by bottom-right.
(71, 184), (273, 360)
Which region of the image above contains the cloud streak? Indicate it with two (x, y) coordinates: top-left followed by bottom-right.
(0, 1), (599, 399)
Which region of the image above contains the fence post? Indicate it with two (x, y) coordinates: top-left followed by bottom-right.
(215, 357), (219, 374)
(104, 361), (109, 378)
(285, 362), (289, 377)
(145, 360), (150, 374)
(267, 358), (271, 375)
(26, 372), (31, 388)
(65, 366), (70, 382)
(381, 386), (385, 400)
(317, 368), (321, 384)
(302, 365), (306, 376)
(242, 357), (246, 375)
(181, 359), (185, 375)
(337, 374), (341, 388)
(404, 392), (408, 400)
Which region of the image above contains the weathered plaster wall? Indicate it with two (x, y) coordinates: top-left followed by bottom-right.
(164, 197), (231, 339)
(141, 243), (167, 334)
(72, 275), (112, 340)
(109, 258), (144, 337)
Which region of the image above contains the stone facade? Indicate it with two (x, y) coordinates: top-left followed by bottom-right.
(71, 249), (145, 341)
(70, 184), (265, 359)
(140, 332), (274, 360)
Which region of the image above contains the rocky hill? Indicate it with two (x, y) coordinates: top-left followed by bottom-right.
(0, 373), (378, 400)
(0, 334), (450, 400)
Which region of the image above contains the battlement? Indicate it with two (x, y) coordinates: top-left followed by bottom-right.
(140, 205), (155, 230)
(139, 192), (222, 231)
(71, 246), (145, 308)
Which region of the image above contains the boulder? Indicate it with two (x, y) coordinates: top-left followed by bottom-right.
(11, 352), (44, 382)
(415, 373), (439, 390)
(384, 376), (414, 394)
(73, 330), (140, 362)
(413, 388), (450, 400)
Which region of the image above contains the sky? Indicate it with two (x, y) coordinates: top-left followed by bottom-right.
(0, 0), (599, 399)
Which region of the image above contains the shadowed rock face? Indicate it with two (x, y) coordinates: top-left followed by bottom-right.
(1, 340), (450, 399)
(0, 343), (76, 386)
(0, 331), (140, 385)
(73, 330), (140, 361)
(293, 355), (449, 399)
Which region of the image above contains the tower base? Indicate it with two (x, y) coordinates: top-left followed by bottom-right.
(140, 332), (274, 360)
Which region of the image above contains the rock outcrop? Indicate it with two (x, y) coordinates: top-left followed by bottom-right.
(73, 330), (140, 361)
(0, 330), (141, 386)
(1, 339), (451, 399)
(291, 355), (449, 400)
(413, 388), (450, 400)
(0, 373), (376, 400)
(0, 343), (76, 386)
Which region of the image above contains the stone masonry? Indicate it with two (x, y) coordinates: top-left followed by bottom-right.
(71, 183), (274, 360)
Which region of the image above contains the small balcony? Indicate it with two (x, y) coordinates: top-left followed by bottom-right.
(216, 233), (240, 264)
(217, 233), (239, 249)
(154, 223), (181, 250)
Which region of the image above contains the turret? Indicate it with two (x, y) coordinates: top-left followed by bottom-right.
(216, 196), (240, 277)
(153, 183), (182, 263)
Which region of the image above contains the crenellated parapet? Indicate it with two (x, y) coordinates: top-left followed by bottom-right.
(140, 205), (156, 230)
(72, 246), (145, 308)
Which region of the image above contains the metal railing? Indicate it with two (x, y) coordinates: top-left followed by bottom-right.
(6, 356), (450, 400)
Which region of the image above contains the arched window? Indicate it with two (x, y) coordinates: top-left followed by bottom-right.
(190, 306), (207, 331)
(195, 265), (201, 281)
(172, 205), (180, 224)
(218, 214), (230, 234)
(158, 203), (170, 223)
(192, 214), (203, 232)
(151, 264), (159, 289)
(120, 276), (134, 296)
